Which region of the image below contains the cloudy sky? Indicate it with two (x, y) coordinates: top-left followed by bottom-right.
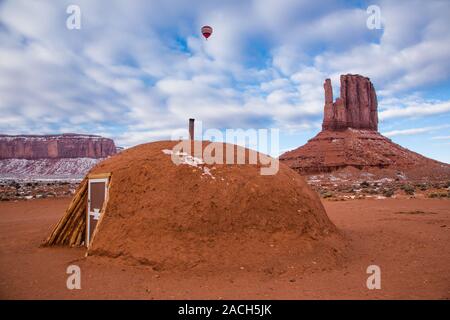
(0, 0), (449, 162)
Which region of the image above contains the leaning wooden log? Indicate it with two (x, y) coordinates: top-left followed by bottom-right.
(45, 179), (87, 245)
(68, 199), (87, 244)
(44, 173), (112, 247)
(47, 192), (84, 244)
(69, 216), (85, 246)
(55, 191), (87, 244)
(43, 178), (88, 246)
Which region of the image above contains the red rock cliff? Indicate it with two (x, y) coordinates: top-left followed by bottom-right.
(0, 134), (116, 159)
(322, 74), (378, 131)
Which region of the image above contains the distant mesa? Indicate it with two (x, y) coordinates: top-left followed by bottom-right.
(0, 133), (116, 160)
(280, 74), (450, 180)
(0, 133), (117, 180)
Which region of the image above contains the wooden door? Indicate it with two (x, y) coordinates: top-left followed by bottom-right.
(87, 177), (108, 245)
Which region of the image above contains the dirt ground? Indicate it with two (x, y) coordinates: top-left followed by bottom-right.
(0, 197), (449, 299)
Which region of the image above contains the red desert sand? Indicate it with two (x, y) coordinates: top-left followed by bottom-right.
(0, 197), (449, 299)
(1, 141), (449, 299)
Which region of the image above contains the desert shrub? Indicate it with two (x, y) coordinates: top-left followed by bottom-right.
(382, 189), (394, 197)
(432, 182), (447, 189)
(322, 192), (333, 198)
(366, 188), (378, 195)
(401, 184), (415, 195)
(428, 192), (447, 198)
(360, 181), (370, 188)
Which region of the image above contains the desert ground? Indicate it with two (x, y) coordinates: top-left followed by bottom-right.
(0, 197), (449, 299)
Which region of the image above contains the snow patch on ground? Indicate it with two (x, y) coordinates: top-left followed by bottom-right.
(374, 178), (394, 183)
(0, 158), (101, 180)
(202, 167), (215, 179)
(396, 172), (407, 180)
(329, 175), (341, 181)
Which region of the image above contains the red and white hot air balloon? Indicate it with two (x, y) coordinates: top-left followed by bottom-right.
(201, 25), (213, 40)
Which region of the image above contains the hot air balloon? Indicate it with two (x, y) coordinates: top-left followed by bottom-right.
(201, 25), (213, 40)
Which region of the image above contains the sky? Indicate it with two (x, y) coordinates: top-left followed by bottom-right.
(0, 0), (449, 162)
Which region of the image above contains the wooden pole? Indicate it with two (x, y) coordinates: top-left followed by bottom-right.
(43, 179), (87, 246)
(189, 118), (195, 140)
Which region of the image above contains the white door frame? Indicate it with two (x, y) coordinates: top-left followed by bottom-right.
(87, 177), (109, 246)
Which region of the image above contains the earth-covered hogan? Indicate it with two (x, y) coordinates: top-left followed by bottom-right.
(45, 140), (345, 272)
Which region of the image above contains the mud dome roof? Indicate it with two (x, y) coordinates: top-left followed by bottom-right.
(85, 141), (341, 272)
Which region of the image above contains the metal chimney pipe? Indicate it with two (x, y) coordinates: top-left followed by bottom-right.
(189, 118), (195, 140)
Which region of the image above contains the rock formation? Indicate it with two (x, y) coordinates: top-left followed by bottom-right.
(280, 74), (450, 181)
(0, 134), (116, 159)
(322, 74), (378, 131)
(0, 133), (117, 179)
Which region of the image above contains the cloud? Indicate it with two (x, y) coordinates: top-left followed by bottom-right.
(0, 0), (449, 152)
(431, 135), (450, 140)
(383, 124), (450, 137)
(379, 100), (450, 120)
(313, 0), (450, 94)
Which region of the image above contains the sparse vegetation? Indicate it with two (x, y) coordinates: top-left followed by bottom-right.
(322, 192), (333, 199)
(428, 192), (449, 199)
(0, 180), (77, 201)
(418, 184), (428, 191)
(401, 184), (415, 195)
(394, 210), (437, 215)
(305, 174), (450, 201)
(383, 189), (394, 197)
(360, 181), (370, 188)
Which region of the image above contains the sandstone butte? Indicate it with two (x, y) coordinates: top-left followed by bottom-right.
(280, 74), (450, 181)
(0, 133), (116, 159)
